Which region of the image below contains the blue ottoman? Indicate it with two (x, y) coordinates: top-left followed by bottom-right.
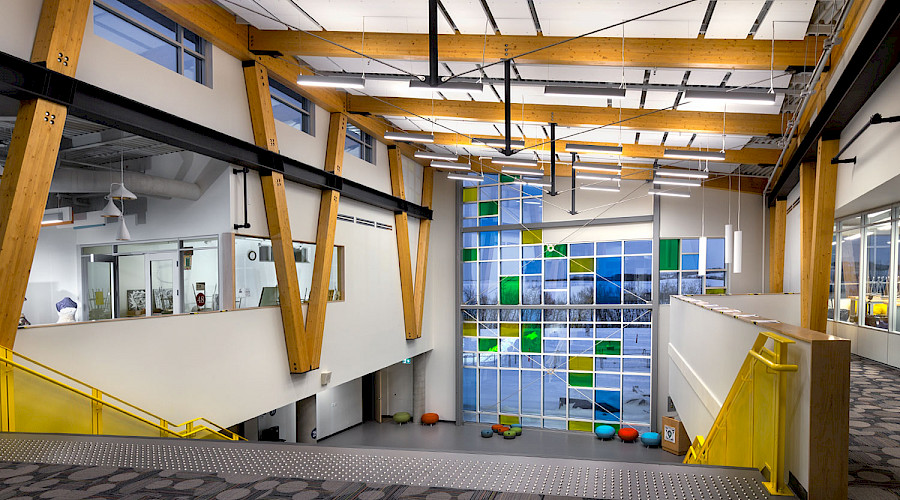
(481, 429), (493, 438)
(640, 432), (662, 447)
(595, 425), (616, 440)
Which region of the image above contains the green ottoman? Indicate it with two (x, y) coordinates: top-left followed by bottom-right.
(510, 426), (522, 436)
(392, 412), (412, 424)
(503, 430), (516, 439)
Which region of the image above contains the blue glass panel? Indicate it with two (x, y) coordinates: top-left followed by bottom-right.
(500, 200), (521, 225)
(544, 324), (567, 337)
(523, 245), (542, 259)
(707, 237), (726, 269)
(501, 230), (520, 245)
(595, 372), (620, 388)
(463, 337), (477, 351)
(570, 243), (594, 256)
(521, 354), (541, 369)
(479, 369), (498, 412)
(623, 325), (651, 356)
(523, 184), (543, 196)
(569, 324), (593, 338)
(462, 353), (475, 367)
(595, 326), (622, 340)
(569, 339), (594, 355)
(596, 256), (622, 304)
(523, 198), (542, 223)
(479, 353), (497, 366)
(479, 216), (498, 226)
(501, 260), (519, 275)
(543, 339), (566, 354)
(624, 255), (652, 304)
(682, 254), (699, 270)
(623, 357), (651, 374)
(543, 372), (567, 417)
(500, 184), (520, 199)
(463, 232), (478, 248)
(622, 375), (651, 424)
(522, 260), (542, 275)
(522, 276), (542, 305)
(484, 174), (499, 184)
(463, 367), (476, 411)
(463, 219), (477, 228)
(463, 203), (477, 218)
(522, 309), (542, 321)
(479, 262), (498, 305)
(624, 240), (652, 254)
(462, 263), (477, 305)
(270, 94), (307, 131)
(568, 388), (594, 420)
(543, 355), (567, 370)
(596, 241), (622, 256)
(480, 247), (499, 260)
(479, 231), (499, 246)
(570, 274), (594, 304)
(682, 238), (700, 253)
(500, 370), (519, 413)
(543, 290), (567, 305)
(500, 354), (519, 368)
(501, 246), (519, 259)
(522, 371), (542, 415)
(595, 356), (621, 372)
(479, 185), (499, 200)
(595, 390), (621, 421)
(544, 260), (568, 289)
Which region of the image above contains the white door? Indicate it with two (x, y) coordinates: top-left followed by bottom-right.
(145, 252), (181, 316)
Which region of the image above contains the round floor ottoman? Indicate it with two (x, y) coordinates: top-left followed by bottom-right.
(510, 426), (522, 436)
(421, 412), (439, 425)
(481, 429), (493, 438)
(640, 432), (662, 447)
(392, 412), (412, 424)
(503, 430), (516, 439)
(595, 425), (616, 440)
(618, 427), (639, 442)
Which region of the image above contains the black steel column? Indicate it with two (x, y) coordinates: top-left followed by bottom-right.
(428, 0), (439, 86)
(549, 122), (557, 196)
(504, 58), (512, 156)
(570, 152), (577, 215)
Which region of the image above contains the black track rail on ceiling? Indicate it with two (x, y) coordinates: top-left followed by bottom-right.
(768, 1), (900, 205)
(0, 51), (432, 220)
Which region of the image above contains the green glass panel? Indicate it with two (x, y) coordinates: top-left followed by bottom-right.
(660, 239), (680, 271)
(568, 372), (592, 387)
(596, 423), (621, 432)
(568, 420), (594, 432)
(570, 258), (594, 273)
(500, 276), (520, 305)
(499, 415), (520, 425)
(521, 324), (541, 353)
(463, 323), (477, 337)
(522, 229), (542, 244)
(595, 340), (621, 355)
(479, 338), (498, 352)
(500, 324), (519, 337)
(706, 288), (727, 295)
(500, 174), (516, 183)
(544, 244), (568, 258)
(479, 201), (499, 216)
(463, 188), (477, 203)
(569, 356), (593, 371)
(462, 248), (477, 262)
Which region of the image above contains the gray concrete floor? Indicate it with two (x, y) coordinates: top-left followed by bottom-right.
(318, 420), (685, 465)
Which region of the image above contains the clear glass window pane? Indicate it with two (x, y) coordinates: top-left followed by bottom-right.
(839, 230), (861, 323)
(865, 224), (891, 329)
(94, 6), (177, 72)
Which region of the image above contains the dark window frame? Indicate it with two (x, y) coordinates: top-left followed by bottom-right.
(345, 124), (375, 164)
(268, 78), (314, 135)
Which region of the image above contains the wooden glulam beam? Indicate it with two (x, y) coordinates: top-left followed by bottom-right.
(249, 29), (818, 70)
(348, 96), (783, 136)
(808, 139), (839, 333)
(306, 112), (347, 367)
(0, 0), (91, 348)
(422, 132), (781, 165)
(413, 168), (433, 337)
(242, 60), (311, 373)
(771, 199), (787, 293)
(799, 162), (816, 328)
(388, 146), (419, 340)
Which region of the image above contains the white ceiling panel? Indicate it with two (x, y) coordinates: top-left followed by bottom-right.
(726, 70), (792, 89)
(533, 1), (708, 38)
(687, 69), (729, 86)
(516, 64), (646, 84)
(215, 0), (321, 31)
(297, 56), (345, 73)
(440, 0), (492, 34)
(703, 0), (765, 39)
(754, 0), (816, 40)
(677, 93), (785, 114)
(643, 90), (679, 109)
(485, 0), (536, 35)
(637, 131), (665, 145)
(621, 20), (704, 38)
(663, 132), (694, 147)
(291, 0), (453, 33)
(494, 18), (539, 36)
(649, 69), (687, 85)
(692, 133), (752, 150)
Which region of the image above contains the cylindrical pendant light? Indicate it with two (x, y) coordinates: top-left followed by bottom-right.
(698, 236), (707, 277)
(725, 224), (733, 264)
(733, 230), (743, 273)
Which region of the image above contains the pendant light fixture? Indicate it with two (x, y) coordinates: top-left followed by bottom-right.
(565, 144), (623, 155)
(448, 172), (484, 182)
(733, 175), (743, 274)
(492, 157), (538, 167)
(473, 137), (525, 148)
(653, 178), (702, 187)
(663, 149), (726, 161)
(297, 74), (365, 89)
(543, 86), (626, 99)
(109, 151), (136, 200)
(502, 167), (544, 176)
(383, 131), (434, 143)
(573, 162), (622, 174)
(100, 195), (122, 218)
(415, 150), (458, 161)
(656, 168), (709, 179)
(699, 178), (707, 277)
(430, 160), (471, 171)
(725, 175), (733, 265)
(682, 89), (776, 106)
(116, 213), (131, 241)
(649, 189), (690, 198)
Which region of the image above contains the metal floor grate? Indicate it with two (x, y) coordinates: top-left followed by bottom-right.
(0, 434), (788, 499)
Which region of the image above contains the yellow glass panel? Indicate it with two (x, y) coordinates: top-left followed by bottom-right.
(102, 406), (172, 438)
(500, 324), (519, 337)
(569, 356), (593, 371)
(522, 229), (542, 245)
(463, 323), (477, 337)
(12, 368), (92, 434)
(463, 188), (477, 202)
(568, 420), (593, 432)
(499, 415), (520, 425)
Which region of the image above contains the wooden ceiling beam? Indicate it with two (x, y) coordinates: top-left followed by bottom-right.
(249, 29), (820, 71)
(350, 96), (783, 136)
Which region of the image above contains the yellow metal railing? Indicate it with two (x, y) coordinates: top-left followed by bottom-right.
(0, 347), (243, 441)
(683, 332), (798, 496)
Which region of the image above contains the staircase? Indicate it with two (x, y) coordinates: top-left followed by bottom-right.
(0, 347), (243, 441)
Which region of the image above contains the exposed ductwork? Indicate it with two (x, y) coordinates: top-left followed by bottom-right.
(50, 167), (202, 201)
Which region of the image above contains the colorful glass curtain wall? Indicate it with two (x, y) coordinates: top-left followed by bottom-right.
(460, 174), (652, 433)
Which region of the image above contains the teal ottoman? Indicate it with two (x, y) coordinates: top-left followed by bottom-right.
(392, 412), (412, 424)
(481, 429), (493, 438)
(595, 425), (616, 440)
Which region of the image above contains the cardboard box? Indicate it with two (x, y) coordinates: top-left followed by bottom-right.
(662, 416), (691, 456)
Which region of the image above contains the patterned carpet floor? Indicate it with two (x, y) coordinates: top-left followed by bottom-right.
(0, 462), (587, 500)
(849, 354), (900, 499)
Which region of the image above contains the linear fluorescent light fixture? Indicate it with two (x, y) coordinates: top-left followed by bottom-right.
(503, 168), (544, 176)
(577, 173), (619, 182)
(655, 168), (709, 179)
(664, 149), (726, 161)
(580, 185), (621, 193)
(649, 189), (691, 198)
(566, 144), (623, 155)
(653, 178), (702, 187)
(573, 162), (622, 174)
(544, 86), (627, 99)
(384, 131), (434, 143)
(448, 173), (484, 182)
(430, 161), (471, 171)
(473, 137), (526, 148)
(682, 89), (777, 105)
(491, 157), (538, 167)
(409, 80), (485, 93)
(296, 75), (365, 89)
(415, 150), (458, 161)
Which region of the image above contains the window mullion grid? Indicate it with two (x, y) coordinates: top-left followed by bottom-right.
(859, 225), (867, 328)
(836, 221), (843, 323)
(890, 207), (899, 333)
(95, 1), (179, 46)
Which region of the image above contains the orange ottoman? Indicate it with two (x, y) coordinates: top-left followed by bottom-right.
(491, 424), (504, 434)
(618, 427), (639, 442)
(421, 413), (439, 425)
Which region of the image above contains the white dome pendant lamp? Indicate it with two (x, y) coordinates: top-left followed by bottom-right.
(116, 203), (131, 241)
(100, 194), (122, 218)
(109, 151), (137, 200)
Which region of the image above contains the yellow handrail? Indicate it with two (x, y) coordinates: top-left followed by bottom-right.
(0, 348), (244, 441)
(683, 331), (796, 496)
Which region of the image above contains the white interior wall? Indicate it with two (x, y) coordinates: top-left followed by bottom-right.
(256, 401), (297, 443)
(783, 185), (802, 293)
(316, 378), (362, 439)
(22, 228), (79, 325)
(380, 362), (414, 416)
